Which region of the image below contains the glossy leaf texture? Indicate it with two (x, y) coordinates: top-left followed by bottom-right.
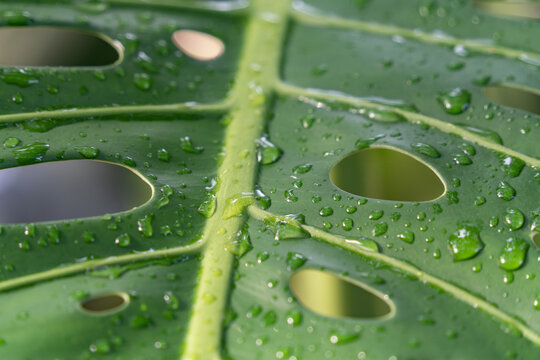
(0, 0), (538, 359)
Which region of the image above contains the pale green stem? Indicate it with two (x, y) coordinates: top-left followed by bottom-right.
(248, 205), (540, 347)
(0, 100), (231, 124)
(276, 81), (540, 168)
(0, 240), (204, 292)
(181, 0), (291, 359)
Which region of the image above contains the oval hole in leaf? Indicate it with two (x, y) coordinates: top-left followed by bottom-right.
(473, 1), (540, 20)
(0, 160), (152, 224)
(330, 147), (445, 202)
(289, 269), (393, 319)
(80, 292), (129, 315)
(533, 232), (540, 249)
(482, 84), (540, 116)
(0, 26), (121, 67)
(172, 30), (225, 61)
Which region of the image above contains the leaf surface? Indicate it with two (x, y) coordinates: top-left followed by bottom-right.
(0, 0), (538, 359)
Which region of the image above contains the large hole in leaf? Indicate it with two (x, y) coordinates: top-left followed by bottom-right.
(0, 27), (121, 67)
(289, 269), (393, 319)
(172, 30), (225, 61)
(80, 292), (129, 315)
(473, 1), (540, 20)
(483, 84), (540, 115)
(330, 147), (445, 202)
(0, 160), (152, 223)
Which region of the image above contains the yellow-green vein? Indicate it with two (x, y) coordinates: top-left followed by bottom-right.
(0, 240), (204, 292)
(181, 0), (291, 359)
(0, 100), (231, 125)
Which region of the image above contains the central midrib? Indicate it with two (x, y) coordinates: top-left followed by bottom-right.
(181, 0), (292, 359)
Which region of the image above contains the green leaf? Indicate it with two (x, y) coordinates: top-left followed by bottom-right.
(0, 0), (538, 359)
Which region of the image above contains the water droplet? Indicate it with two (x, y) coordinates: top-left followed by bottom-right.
(254, 187), (271, 209)
(456, 124), (503, 144)
(1, 9), (33, 25)
(286, 252), (307, 270)
(452, 154), (472, 165)
(179, 136), (204, 154)
(503, 208), (524, 230)
(89, 339), (111, 354)
(133, 73), (152, 91)
(368, 210), (384, 220)
(496, 181), (516, 201)
(75, 146), (99, 159)
(3, 137), (20, 148)
(1, 69), (39, 87)
(231, 224), (252, 258)
(500, 156), (524, 178)
(284, 188), (298, 202)
(533, 295), (540, 310)
(345, 237), (379, 252)
(447, 225), (483, 261)
(137, 214), (153, 237)
(411, 143), (441, 158)
(437, 88), (471, 114)
(163, 291), (179, 310)
(372, 222), (388, 236)
(329, 331), (359, 345)
(292, 163), (312, 174)
(12, 91), (23, 104)
(341, 218), (353, 231)
(359, 107), (405, 123)
(115, 233), (130, 247)
(257, 136), (282, 165)
(264, 214), (309, 240)
(198, 194), (217, 218)
(499, 237), (529, 271)
(13, 142), (49, 165)
(319, 206), (334, 217)
(157, 148), (171, 162)
(355, 135), (385, 150)
(397, 231), (415, 244)
(286, 310), (303, 326)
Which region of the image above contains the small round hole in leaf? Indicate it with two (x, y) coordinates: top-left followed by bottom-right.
(330, 147), (445, 202)
(289, 269), (393, 319)
(80, 292), (129, 315)
(0, 27), (121, 67)
(172, 30), (225, 61)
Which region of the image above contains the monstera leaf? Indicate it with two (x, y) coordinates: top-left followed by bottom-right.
(0, 0), (538, 359)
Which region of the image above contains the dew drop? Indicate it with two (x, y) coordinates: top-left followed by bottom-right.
(115, 233), (130, 247)
(496, 181), (516, 201)
(447, 225), (484, 261)
(499, 237), (529, 271)
(437, 88), (471, 115)
(503, 208), (524, 231)
(257, 136), (282, 165)
(411, 143), (441, 158)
